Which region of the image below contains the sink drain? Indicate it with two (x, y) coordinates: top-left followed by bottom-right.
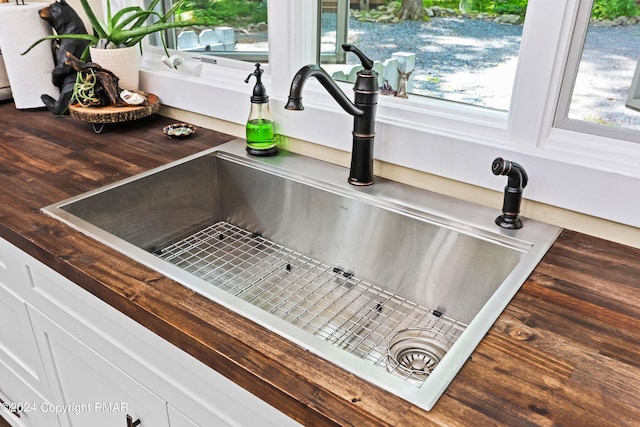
(386, 328), (453, 379)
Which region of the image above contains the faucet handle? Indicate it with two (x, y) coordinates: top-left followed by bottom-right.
(342, 44), (374, 71)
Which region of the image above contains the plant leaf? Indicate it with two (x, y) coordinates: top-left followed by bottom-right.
(111, 6), (144, 29)
(79, 0), (108, 39)
(110, 20), (206, 46)
(115, 10), (162, 32)
(21, 34), (99, 55)
(25, 0), (207, 50)
(163, 0), (188, 21)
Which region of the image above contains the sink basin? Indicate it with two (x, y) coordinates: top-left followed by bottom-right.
(42, 138), (560, 411)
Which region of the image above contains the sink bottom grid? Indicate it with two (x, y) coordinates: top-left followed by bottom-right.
(154, 221), (468, 386)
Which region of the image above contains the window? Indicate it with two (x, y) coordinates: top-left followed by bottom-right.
(555, 0), (640, 142)
(320, 0), (524, 111)
(151, 0), (269, 62)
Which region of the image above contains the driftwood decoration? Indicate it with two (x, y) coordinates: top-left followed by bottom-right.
(65, 52), (127, 107)
(65, 52), (150, 110)
(64, 53), (156, 132)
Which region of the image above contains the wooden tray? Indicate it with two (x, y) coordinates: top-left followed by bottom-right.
(69, 93), (160, 133)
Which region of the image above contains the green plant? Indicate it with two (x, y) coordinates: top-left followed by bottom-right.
(71, 69), (99, 107)
(463, 0), (527, 16)
(184, 0), (267, 27)
(592, 0), (638, 20)
(23, 0), (209, 58)
(492, 0), (527, 15)
(455, 0), (639, 19)
(422, 0), (459, 8)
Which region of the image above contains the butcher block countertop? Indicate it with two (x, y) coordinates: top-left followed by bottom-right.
(1, 101), (639, 426)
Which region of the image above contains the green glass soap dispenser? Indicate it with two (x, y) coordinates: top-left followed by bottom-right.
(244, 63), (278, 156)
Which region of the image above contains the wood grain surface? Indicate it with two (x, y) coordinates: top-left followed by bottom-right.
(69, 93), (160, 124)
(0, 99), (638, 426)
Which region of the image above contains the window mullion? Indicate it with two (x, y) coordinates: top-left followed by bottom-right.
(507, 0), (580, 147)
(553, 0), (592, 130)
(268, 0), (319, 99)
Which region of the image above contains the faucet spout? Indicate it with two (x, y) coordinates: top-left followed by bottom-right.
(285, 46), (379, 186)
(285, 65), (364, 117)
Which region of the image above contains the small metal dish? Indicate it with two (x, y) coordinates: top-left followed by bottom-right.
(163, 123), (196, 139)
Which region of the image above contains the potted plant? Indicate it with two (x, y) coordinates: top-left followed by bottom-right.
(24, 0), (208, 89)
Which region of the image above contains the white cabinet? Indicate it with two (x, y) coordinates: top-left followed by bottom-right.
(0, 238), (47, 395)
(0, 360), (60, 427)
(28, 309), (169, 427)
(0, 239), (59, 427)
(0, 281), (48, 396)
(0, 237), (301, 427)
(167, 406), (200, 427)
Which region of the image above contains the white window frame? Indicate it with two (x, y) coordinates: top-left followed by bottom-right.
(555, 0), (640, 145)
(114, 0), (640, 228)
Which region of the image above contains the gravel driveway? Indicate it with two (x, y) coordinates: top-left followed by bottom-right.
(333, 16), (640, 129)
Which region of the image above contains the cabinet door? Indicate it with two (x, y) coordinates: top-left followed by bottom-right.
(15, 240), (301, 427)
(167, 405), (201, 427)
(0, 283), (48, 396)
(0, 237), (34, 299)
(0, 363), (60, 427)
(28, 308), (169, 427)
(0, 240), (50, 399)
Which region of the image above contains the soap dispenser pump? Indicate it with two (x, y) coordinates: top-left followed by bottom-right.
(244, 63), (278, 156)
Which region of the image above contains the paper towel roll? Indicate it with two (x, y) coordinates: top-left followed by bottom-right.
(0, 3), (58, 109)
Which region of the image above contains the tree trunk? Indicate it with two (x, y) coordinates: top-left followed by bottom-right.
(399, 0), (424, 20)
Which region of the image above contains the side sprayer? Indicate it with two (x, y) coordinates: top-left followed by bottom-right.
(491, 157), (528, 229)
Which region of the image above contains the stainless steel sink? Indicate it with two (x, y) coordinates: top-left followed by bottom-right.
(42, 138), (560, 411)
